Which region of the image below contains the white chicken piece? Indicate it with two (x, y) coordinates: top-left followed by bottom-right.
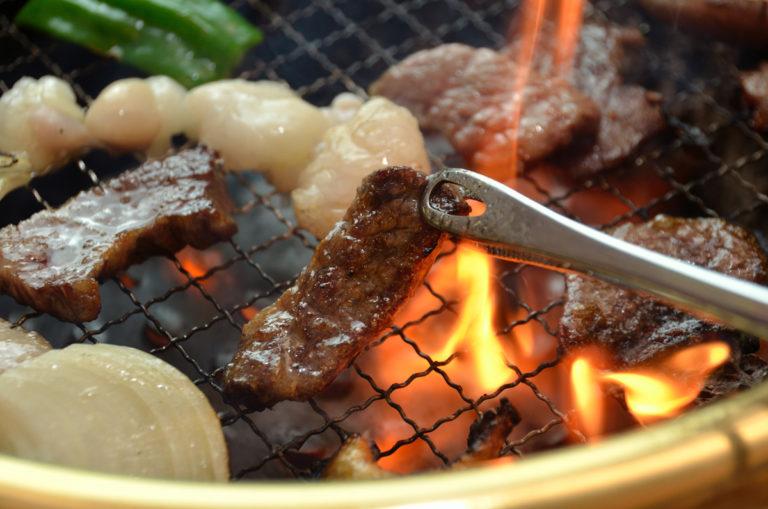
(185, 80), (331, 192)
(292, 97), (430, 239)
(145, 76), (188, 156)
(85, 76), (187, 156)
(86, 78), (158, 152)
(0, 76), (91, 198)
(321, 92), (364, 126)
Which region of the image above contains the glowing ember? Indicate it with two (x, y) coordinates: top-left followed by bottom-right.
(117, 273), (137, 289)
(570, 342), (731, 436)
(374, 435), (428, 474)
(240, 307), (258, 321)
(177, 249), (209, 280)
(513, 318), (536, 359)
(435, 245), (510, 391)
(174, 247), (223, 290)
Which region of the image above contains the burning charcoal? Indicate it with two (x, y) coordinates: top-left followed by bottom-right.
(639, 0), (768, 49)
(0, 147), (236, 322)
(455, 398), (521, 466)
(696, 354), (768, 406)
(323, 435), (391, 480)
(740, 63), (768, 131)
(224, 167), (469, 408)
(560, 216), (768, 367)
(324, 401), (523, 481)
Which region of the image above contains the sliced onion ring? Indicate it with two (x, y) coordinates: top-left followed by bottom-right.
(0, 343), (229, 481)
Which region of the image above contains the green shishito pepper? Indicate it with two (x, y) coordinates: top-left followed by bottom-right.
(15, 0), (263, 87)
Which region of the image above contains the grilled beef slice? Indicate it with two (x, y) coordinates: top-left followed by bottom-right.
(0, 147), (236, 322)
(370, 43), (600, 178)
(549, 23), (665, 177)
(370, 22), (664, 178)
(560, 216), (768, 366)
(224, 166), (468, 408)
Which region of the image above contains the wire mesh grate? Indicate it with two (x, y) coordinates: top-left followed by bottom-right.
(0, 0), (767, 480)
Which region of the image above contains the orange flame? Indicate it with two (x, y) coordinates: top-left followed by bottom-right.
(570, 356), (604, 438)
(554, 0), (585, 77)
(474, 0), (585, 181)
(435, 245), (510, 391)
(474, 0), (547, 181)
(570, 342), (731, 437)
(604, 342), (731, 424)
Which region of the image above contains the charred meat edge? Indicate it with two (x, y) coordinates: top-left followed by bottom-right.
(224, 166), (468, 408)
(0, 147), (236, 322)
(560, 216), (768, 367)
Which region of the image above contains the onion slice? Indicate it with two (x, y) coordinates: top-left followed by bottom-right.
(0, 318), (50, 374)
(0, 343), (229, 481)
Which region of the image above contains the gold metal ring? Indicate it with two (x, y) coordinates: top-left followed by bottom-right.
(2, 380), (767, 509)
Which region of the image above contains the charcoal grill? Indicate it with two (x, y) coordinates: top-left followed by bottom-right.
(2, 0), (768, 507)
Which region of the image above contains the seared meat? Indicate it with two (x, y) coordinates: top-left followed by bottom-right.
(696, 353), (768, 406)
(370, 22), (664, 178)
(505, 22), (664, 175)
(323, 435), (391, 480)
(370, 44), (600, 178)
(741, 63), (768, 131)
(640, 0), (768, 48)
(224, 167), (467, 408)
(551, 23), (665, 177)
(560, 216), (768, 367)
(455, 399), (520, 467)
(0, 147), (236, 322)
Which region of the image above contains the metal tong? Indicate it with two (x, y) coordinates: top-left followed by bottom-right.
(421, 168), (768, 339)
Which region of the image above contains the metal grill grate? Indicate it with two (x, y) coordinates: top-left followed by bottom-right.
(1, 0), (767, 480)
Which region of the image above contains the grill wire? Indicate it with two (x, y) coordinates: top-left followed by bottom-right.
(1, 0), (767, 480)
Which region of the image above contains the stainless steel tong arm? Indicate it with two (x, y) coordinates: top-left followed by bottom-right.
(421, 168), (768, 340)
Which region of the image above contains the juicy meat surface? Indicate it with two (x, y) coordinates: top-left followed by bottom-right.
(560, 216), (768, 367)
(741, 62), (768, 131)
(640, 0), (768, 48)
(224, 166), (468, 408)
(552, 23), (665, 177)
(370, 43), (600, 177)
(370, 22), (664, 178)
(0, 147), (236, 322)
